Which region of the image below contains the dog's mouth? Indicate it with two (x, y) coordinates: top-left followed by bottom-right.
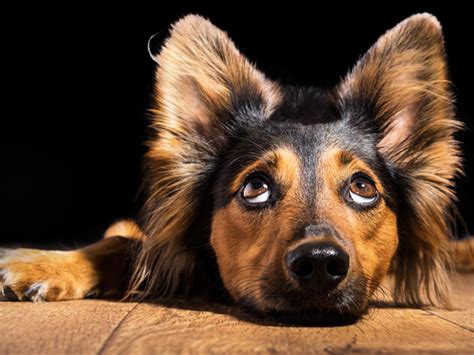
(235, 276), (369, 325)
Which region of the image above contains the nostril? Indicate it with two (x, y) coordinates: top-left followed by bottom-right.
(326, 259), (349, 278)
(291, 258), (314, 279)
(286, 242), (350, 290)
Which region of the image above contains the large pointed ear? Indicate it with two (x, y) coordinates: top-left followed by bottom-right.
(129, 15), (281, 299)
(336, 14), (462, 307)
(152, 14), (281, 138)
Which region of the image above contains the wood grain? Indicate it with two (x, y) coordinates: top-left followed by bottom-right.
(100, 301), (473, 354)
(0, 300), (138, 354)
(425, 273), (474, 332)
(0, 275), (472, 354)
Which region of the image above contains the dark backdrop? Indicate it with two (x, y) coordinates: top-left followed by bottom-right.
(1, 3), (473, 247)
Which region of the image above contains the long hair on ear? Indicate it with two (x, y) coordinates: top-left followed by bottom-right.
(337, 14), (462, 308)
(125, 15), (280, 300)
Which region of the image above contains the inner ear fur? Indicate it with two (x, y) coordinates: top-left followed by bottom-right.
(128, 15), (280, 299)
(337, 14), (462, 308)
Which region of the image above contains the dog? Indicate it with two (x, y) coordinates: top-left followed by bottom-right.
(1, 13), (472, 323)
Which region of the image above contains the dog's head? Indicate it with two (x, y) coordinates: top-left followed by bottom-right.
(131, 14), (461, 322)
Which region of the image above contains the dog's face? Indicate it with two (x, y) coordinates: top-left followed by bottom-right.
(211, 119), (398, 317)
(136, 14), (460, 321)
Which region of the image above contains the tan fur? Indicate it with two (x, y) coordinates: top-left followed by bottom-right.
(104, 219), (145, 240)
(0, 248), (99, 301)
(318, 148), (398, 298)
(211, 146), (301, 311)
(450, 238), (474, 272)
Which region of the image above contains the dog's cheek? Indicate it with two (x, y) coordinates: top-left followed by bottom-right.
(352, 208), (398, 292)
(210, 206), (255, 300)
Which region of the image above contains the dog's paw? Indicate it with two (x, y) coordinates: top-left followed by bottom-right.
(0, 248), (98, 302)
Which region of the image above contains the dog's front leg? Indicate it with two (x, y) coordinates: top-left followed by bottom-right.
(0, 220), (143, 301)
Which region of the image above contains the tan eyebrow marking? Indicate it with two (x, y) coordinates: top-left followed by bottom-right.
(231, 146), (300, 193)
(339, 150), (355, 166)
(319, 147), (385, 195)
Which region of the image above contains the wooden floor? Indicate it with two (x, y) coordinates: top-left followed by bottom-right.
(1, 274), (472, 354)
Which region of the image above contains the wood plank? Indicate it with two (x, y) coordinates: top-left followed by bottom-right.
(0, 300), (138, 354)
(425, 273), (474, 332)
(0, 275), (472, 354)
(101, 300), (472, 354)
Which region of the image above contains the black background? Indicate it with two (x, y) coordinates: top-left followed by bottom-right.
(1, 3), (472, 247)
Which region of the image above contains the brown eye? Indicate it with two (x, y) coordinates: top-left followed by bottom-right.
(349, 177), (378, 205)
(242, 177), (271, 204)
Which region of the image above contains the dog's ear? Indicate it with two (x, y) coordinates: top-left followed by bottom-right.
(336, 14), (462, 307)
(129, 15), (281, 299)
(152, 14), (280, 138)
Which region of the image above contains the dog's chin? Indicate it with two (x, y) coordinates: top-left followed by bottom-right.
(237, 294), (367, 326)
(236, 279), (369, 326)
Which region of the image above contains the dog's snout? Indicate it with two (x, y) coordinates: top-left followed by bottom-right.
(285, 242), (349, 293)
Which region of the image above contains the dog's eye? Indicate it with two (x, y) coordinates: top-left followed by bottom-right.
(348, 177), (378, 205)
(242, 176), (271, 204)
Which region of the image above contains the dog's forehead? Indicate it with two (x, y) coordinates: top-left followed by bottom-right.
(268, 86), (339, 126)
(241, 86), (378, 164)
(269, 120), (377, 163)
(225, 87), (382, 182)
(216, 87), (396, 212)
(216, 85), (391, 204)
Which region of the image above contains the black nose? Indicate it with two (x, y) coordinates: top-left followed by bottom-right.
(285, 242), (349, 293)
